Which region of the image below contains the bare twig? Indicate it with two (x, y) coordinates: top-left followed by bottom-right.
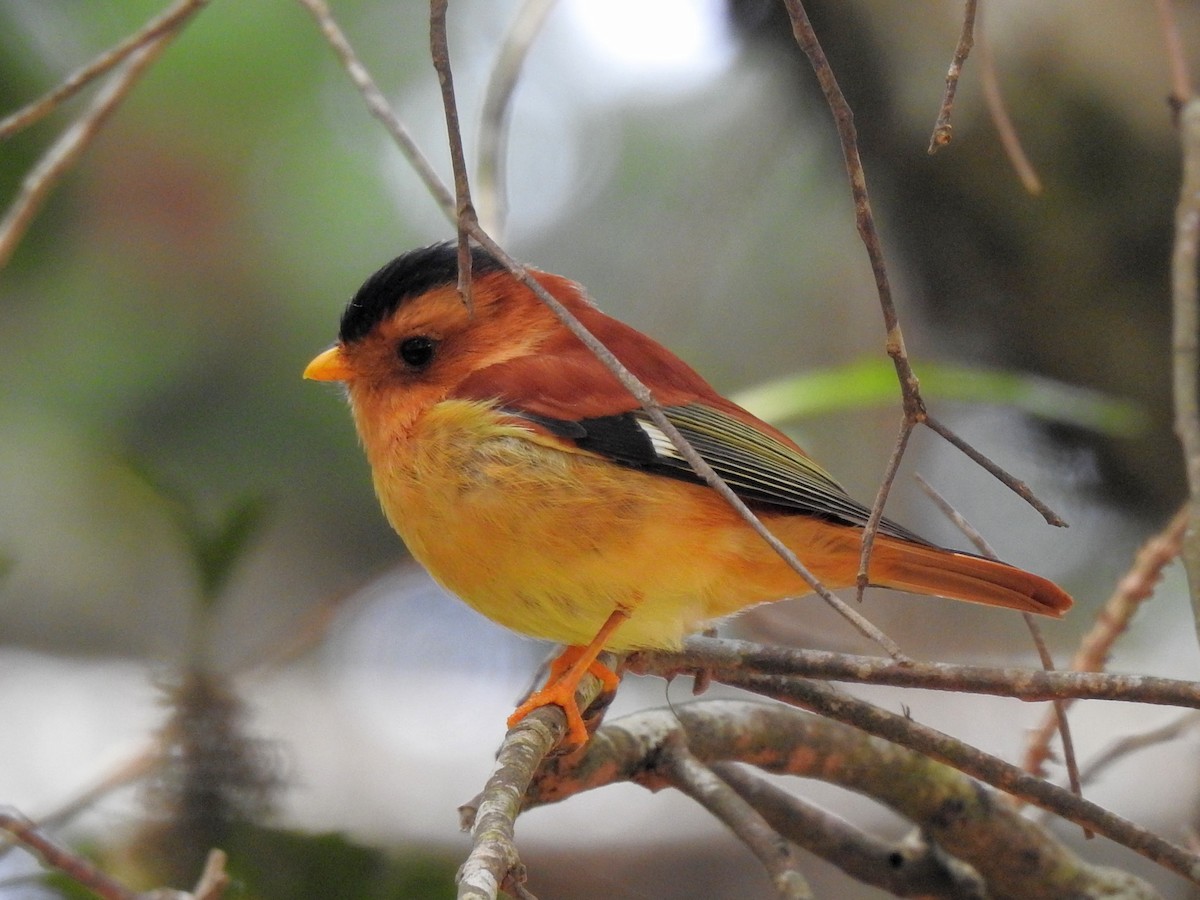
(464, 228), (907, 660)
(923, 413), (1067, 526)
(0, 810), (140, 900)
(477, 0), (559, 237)
(779, 0), (1066, 608)
(1078, 712), (1200, 788)
(1155, 0), (1193, 110)
(190, 849), (231, 900)
(1172, 96), (1200, 630)
(0, 0), (209, 141)
(295, 0), (455, 218)
(712, 762), (987, 898)
(655, 737), (813, 899)
(780, 0), (926, 595)
(928, 0), (979, 153)
(1023, 507), (1190, 777)
(977, 25), (1043, 194)
(0, 32), (177, 271)
(429, 0), (477, 307)
(857, 417), (914, 602)
(914, 474), (1084, 816)
(630, 635), (1200, 710)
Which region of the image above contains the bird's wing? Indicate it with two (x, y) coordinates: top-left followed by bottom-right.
(456, 351), (928, 542)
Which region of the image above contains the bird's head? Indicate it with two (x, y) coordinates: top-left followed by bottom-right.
(305, 242), (586, 438)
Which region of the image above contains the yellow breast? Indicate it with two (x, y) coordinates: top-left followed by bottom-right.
(361, 399), (802, 650)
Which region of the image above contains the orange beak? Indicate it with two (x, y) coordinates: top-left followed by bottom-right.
(304, 345), (353, 382)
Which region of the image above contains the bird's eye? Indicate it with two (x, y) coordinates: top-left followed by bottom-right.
(397, 336), (437, 369)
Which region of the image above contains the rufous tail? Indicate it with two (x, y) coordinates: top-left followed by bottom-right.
(869, 536), (1072, 617)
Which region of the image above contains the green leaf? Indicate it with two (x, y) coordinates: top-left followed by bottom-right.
(124, 462), (269, 610)
(191, 494), (269, 609)
(732, 357), (1148, 437)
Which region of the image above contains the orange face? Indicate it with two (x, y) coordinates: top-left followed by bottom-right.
(306, 271), (582, 436)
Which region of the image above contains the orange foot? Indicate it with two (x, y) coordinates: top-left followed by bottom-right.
(506, 609), (629, 747)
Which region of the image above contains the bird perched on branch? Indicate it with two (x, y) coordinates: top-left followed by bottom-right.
(305, 241), (1072, 746)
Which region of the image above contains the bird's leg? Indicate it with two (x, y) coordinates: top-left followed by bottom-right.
(507, 607), (629, 746)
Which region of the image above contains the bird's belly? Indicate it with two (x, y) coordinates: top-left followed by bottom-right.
(371, 402), (798, 649)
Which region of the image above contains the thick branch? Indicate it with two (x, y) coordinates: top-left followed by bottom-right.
(524, 702), (1159, 898)
(706, 675), (1198, 884)
(712, 762), (987, 899)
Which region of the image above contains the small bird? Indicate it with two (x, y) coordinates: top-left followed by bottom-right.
(305, 241), (1072, 746)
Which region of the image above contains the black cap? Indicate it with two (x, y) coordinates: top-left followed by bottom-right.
(338, 241), (505, 343)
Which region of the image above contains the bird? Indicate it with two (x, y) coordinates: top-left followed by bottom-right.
(305, 241), (1072, 746)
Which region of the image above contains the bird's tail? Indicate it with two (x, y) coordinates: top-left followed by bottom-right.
(869, 536), (1072, 617)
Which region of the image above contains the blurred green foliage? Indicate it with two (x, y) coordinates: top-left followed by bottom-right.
(734, 358), (1148, 437)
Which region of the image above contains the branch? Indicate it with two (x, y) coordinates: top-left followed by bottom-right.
(429, 0), (479, 309)
(779, 0), (1066, 610)
(0, 0), (208, 141)
(459, 228), (907, 662)
(1171, 97), (1200, 630)
(456, 657), (614, 899)
(712, 762), (987, 899)
(0, 20), (187, 271)
(927, 0), (978, 152)
(654, 736), (813, 899)
(977, 23), (1043, 194)
(523, 701), (1160, 898)
(1023, 506), (1189, 777)
(631, 635), (1200, 709)
(688, 674), (1197, 884)
(914, 474), (1085, 816)
(0, 809), (229, 900)
(296, 0), (455, 219)
(476, 0), (559, 237)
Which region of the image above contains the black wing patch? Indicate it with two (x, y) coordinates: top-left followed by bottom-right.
(502, 402), (930, 544)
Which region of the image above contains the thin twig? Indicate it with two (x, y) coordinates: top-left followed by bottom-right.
(429, 0), (476, 308)
(656, 737), (813, 899)
(1023, 507), (1190, 777)
(630, 635), (1200, 710)
(1172, 96), (1200, 630)
(928, 0), (979, 153)
(295, 0), (455, 219)
(1078, 712), (1200, 788)
(464, 227), (907, 660)
(1020, 612), (1088, 835)
(0, 810), (140, 900)
(914, 474), (1084, 820)
(780, 0), (1068, 549)
(476, 0), (559, 237)
(924, 413), (1067, 526)
(977, 24), (1042, 195)
(1155, 0), (1193, 110)
(0, 0), (209, 141)
(0, 32), (177, 271)
(780, 0), (927, 594)
(190, 849), (231, 900)
(856, 417), (913, 599)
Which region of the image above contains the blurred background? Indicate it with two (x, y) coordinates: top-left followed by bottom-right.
(1, 0), (1199, 896)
